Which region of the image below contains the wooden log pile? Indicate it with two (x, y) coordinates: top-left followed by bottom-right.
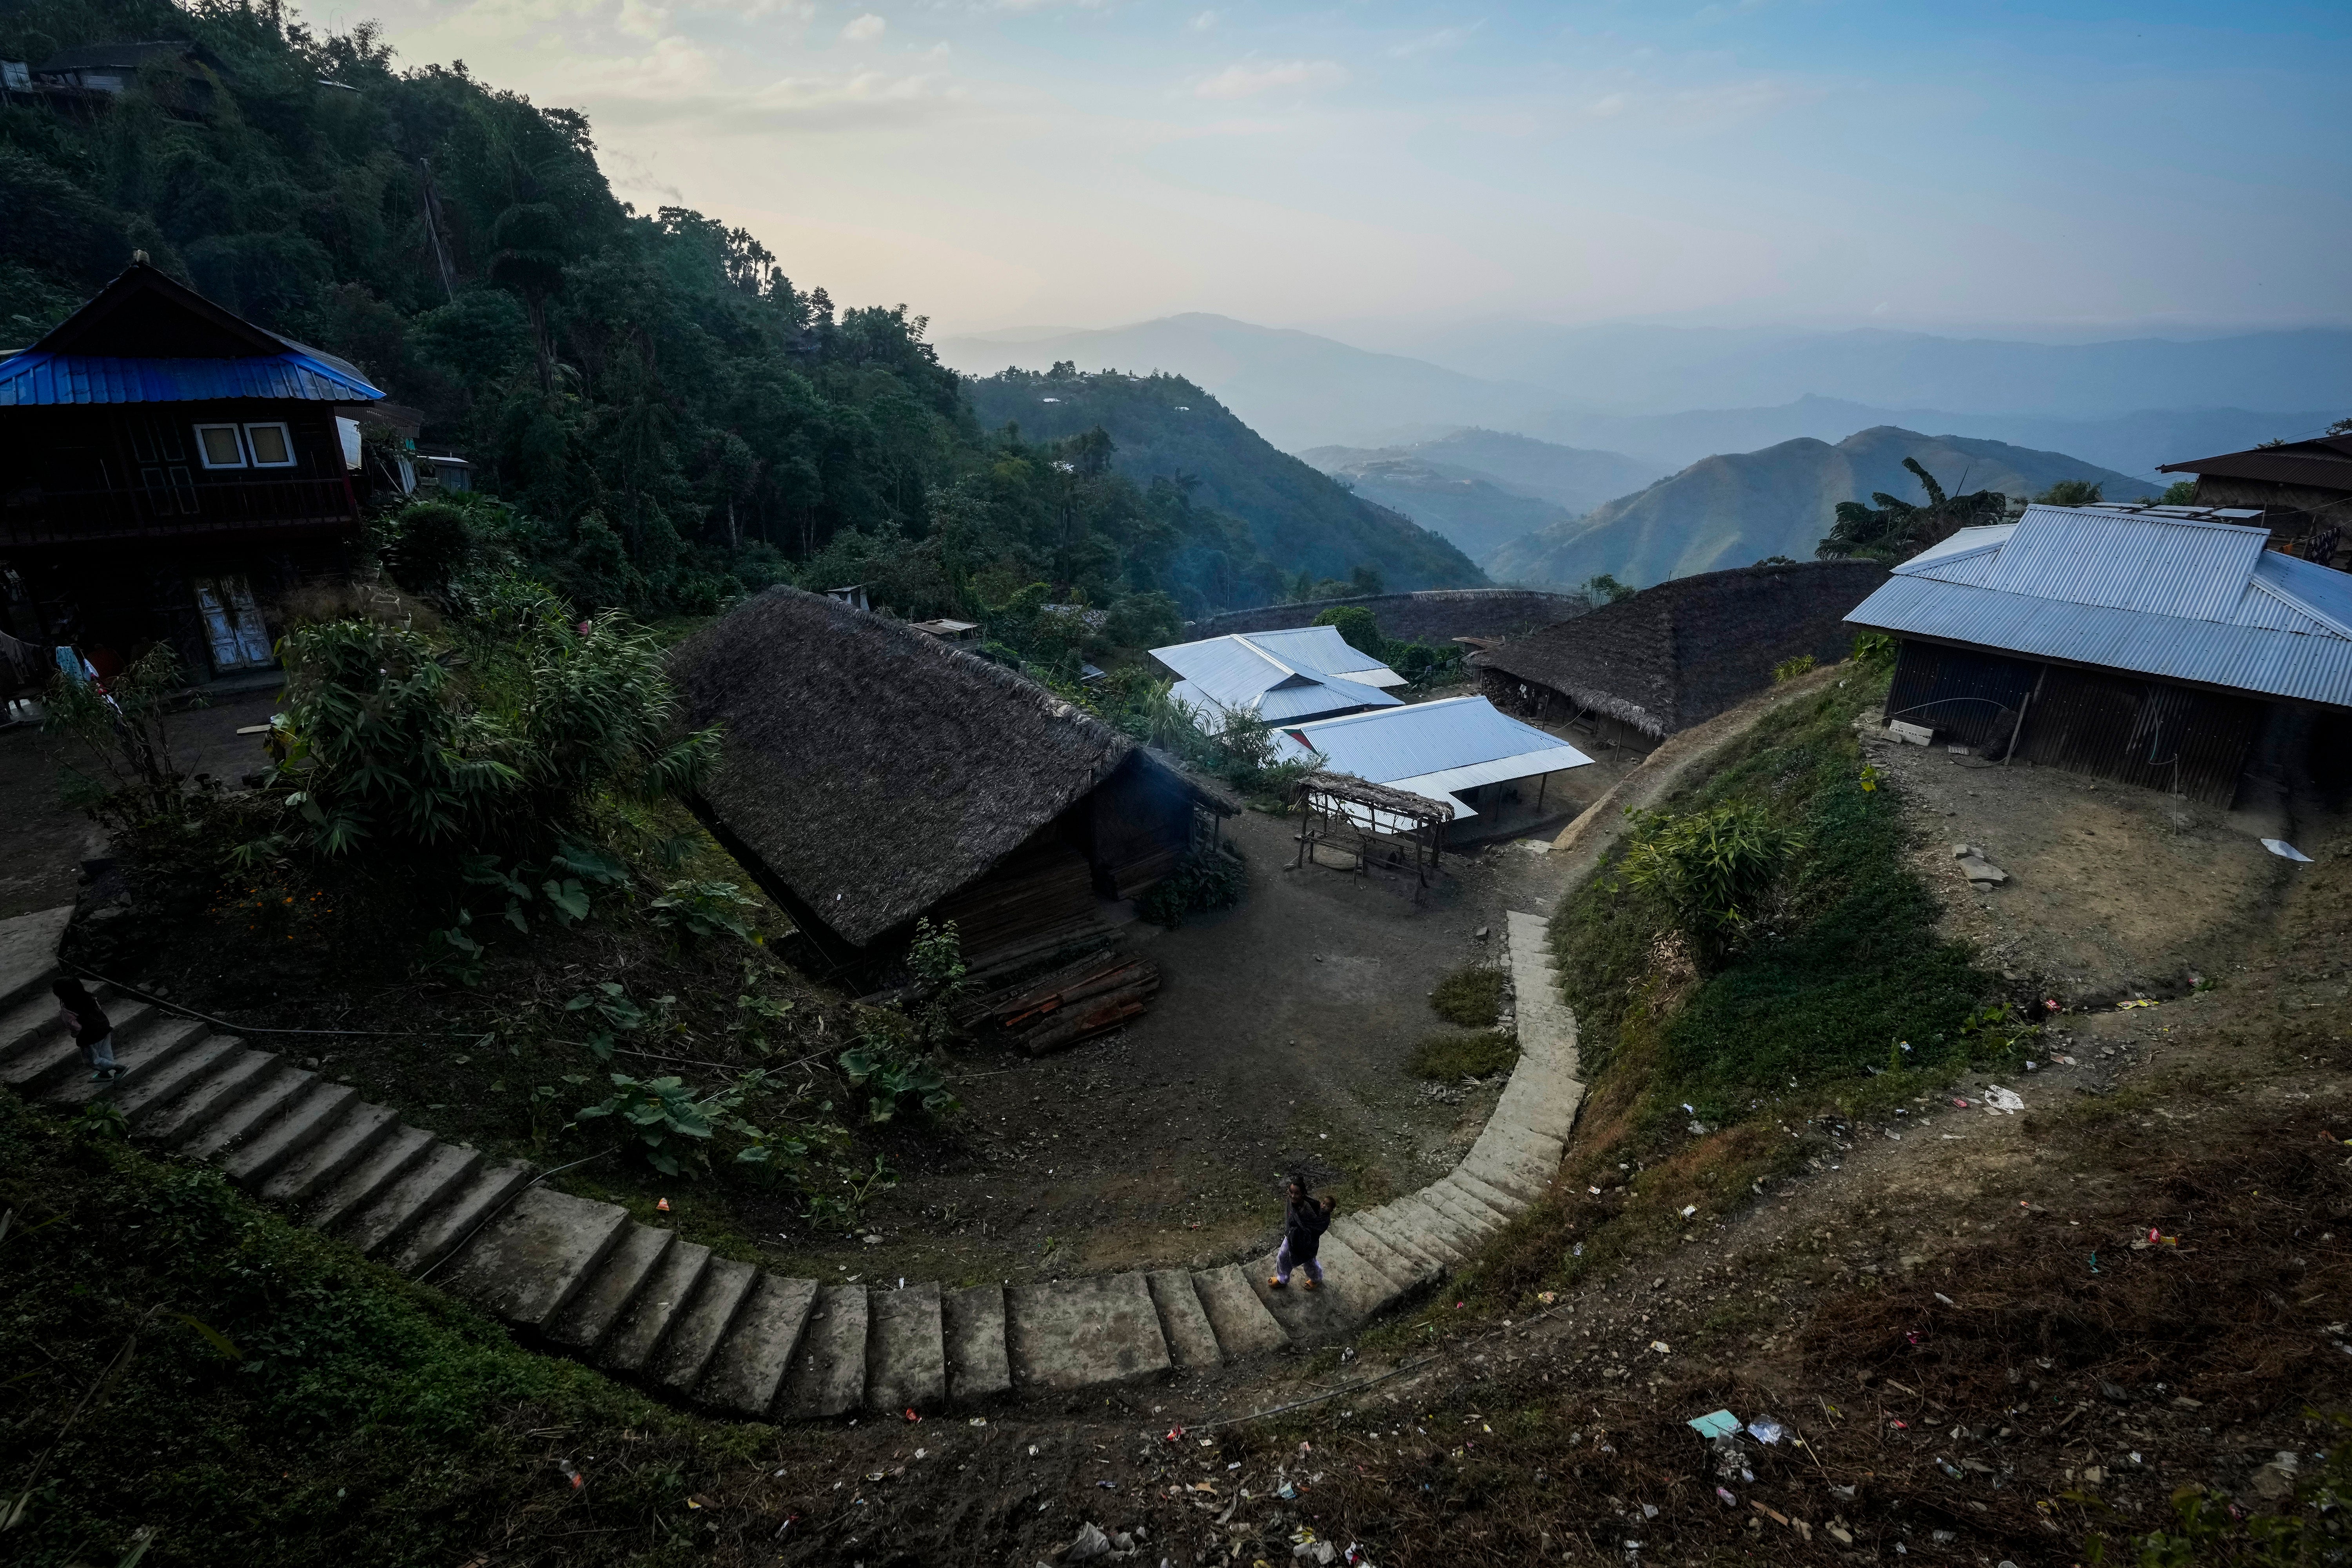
(963, 947), (1161, 1056)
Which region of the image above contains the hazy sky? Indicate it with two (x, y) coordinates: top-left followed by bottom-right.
(343, 0), (2350, 338)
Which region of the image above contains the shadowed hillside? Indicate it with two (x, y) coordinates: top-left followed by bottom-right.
(1486, 426), (2159, 589)
(963, 367), (1485, 592)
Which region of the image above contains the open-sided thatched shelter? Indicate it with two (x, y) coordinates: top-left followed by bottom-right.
(670, 588), (1235, 975)
(1471, 560), (1889, 748)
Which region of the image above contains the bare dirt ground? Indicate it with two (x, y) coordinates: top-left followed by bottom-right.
(752, 805), (1583, 1291)
(0, 690), (278, 921)
(1862, 724), (2312, 1006)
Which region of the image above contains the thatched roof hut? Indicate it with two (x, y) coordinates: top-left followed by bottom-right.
(1471, 561), (1889, 740)
(671, 588), (1234, 972)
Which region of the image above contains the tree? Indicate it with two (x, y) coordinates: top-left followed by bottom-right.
(1817, 457), (2005, 563)
(1312, 605), (1385, 657)
(1581, 574), (1635, 605)
(2034, 479), (2103, 507)
(488, 203), (567, 392)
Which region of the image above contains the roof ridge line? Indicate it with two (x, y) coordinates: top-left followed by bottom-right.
(2247, 569), (2352, 641)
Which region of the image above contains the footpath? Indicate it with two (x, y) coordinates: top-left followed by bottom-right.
(0, 902), (1584, 1421)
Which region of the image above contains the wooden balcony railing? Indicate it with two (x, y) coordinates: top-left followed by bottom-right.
(0, 474), (362, 550)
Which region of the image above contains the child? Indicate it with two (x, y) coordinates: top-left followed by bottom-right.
(1270, 1174), (1335, 1291)
(53, 979), (119, 1081)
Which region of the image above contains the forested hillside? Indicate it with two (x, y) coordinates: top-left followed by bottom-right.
(0, 0), (1363, 624)
(963, 367), (1485, 593)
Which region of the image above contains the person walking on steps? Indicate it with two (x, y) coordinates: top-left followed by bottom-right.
(1270, 1174), (1334, 1291)
(54, 979), (120, 1082)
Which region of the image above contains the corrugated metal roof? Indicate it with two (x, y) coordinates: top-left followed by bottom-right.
(1152, 631), (1403, 724)
(1851, 503), (2352, 707)
(1271, 697), (1595, 802)
(1228, 626), (1406, 686)
(0, 349), (383, 405)
(1384, 747), (1598, 820)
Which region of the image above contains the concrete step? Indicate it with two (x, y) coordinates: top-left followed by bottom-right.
(178, 1062), (316, 1163)
(697, 1274), (818, 1419)
(547, 1223), (675, 1355)
(599, 1238), (713, 1375)
(1249, 1233), (1402, 1340)
(136, 1046), (276, 1144)
(1331, 1214), (1439, 1293)
(336, 1142), (483, 1258)
(1146, 1269), (1223, 1369)
(47, 1016), (209, 1107)
(306, 1124), (436, 1232)
(1444, 1168), (1532, 1220)
(13, 1000), (161, 1097)
(433, 1185), (631, 1328)
(1192, 1264), (1289, 1360)
(865, 1282), (946, 1414)
(942, 1285), (1012, 1405)
(1454, 1159), (1541, 1213)
(1352, 1202), (1460, 1272)
(109, 1034), (243, 1125)
(1006, 1273), (1169, 1393)
(0, 989), (60, 1061)
(0, 907), (72, 1011)
(1423, 1180), (1507, 1237)
(1400, 1189), (1492, 1253)
(1383, 1194), (1476, 1262)
(388, 1160), (535, 1277)
(221, 1081), (365, 1188)
(260, 1101), (401, 1206)
(779, 1284), (869, 1419)
(649, 1255), (759, 1396)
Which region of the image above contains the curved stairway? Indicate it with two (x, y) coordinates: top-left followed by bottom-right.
(0, 906), (1582, 1419)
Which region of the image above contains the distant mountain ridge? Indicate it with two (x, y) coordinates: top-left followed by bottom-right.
(961, 369), (1486, 592)
(1297, 430), (1670, 564)
(1485, 426), (2160, 591)
(939, 312), (2352, 459)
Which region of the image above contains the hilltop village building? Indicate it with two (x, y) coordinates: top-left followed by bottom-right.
(1843, 502), (2352, 806)
(671, 588), (1236, 975)
(2159, 431), (2352, 568)
(0, 261), (379, 682)
(1272, 696), (1593, 836)
(1149, 626), (1405, 726)
(1469, 560), (1892, 751)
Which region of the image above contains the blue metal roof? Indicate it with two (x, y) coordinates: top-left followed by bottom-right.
(1271, 696), (1589, 782)
(0, 348), (384, 406)
(1152, 632), (1403, 724)
(1222, 625), (1404, 685)
(1847, 504), (2352, 708)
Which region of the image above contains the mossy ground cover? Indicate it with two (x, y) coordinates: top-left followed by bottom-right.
(0, 1094), (759, 1568)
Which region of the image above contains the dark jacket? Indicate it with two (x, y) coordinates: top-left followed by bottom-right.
(61, 995), (110, 1045)
(1283, 1196), (1330, 1261)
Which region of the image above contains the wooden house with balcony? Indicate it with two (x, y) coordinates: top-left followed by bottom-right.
(0, 261), (381, 684)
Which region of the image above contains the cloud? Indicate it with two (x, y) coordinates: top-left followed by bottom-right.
(842, 12), (886, 40)
(1193, 58), (1348, 100)
(1388, 24), (1475, 58)
(1189, 9), (1218, 30)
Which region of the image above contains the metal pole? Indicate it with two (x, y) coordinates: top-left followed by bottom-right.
(2004, 665), (2049, 767)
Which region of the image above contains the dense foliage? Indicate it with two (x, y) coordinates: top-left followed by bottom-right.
(1816, 456), (2007, 563)
(0, 0), (1404, 623)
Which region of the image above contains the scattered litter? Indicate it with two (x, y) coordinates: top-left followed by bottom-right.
(686, 1494), (713, 1509)
(1984, 1086), (2025, 1113)
(1650, 1340), (1671, 1354)
(556, 1460), (584, 1490)
(1688, 1410), (1742, 1440)
(969, 1417), (989, 1427)
(655, 1198), (671, 1213)
(1715, 1486), (1739, 1506)
(2117, 998), (2157, 1010)
(2262, 838), (2314, 862)
(1537, 1291), (1557, 1305)
(1063, 1521), (1114, 1562)
(904, 1407), (921, 1423)
(1935, 1292), (1955, 1306)
(1278, 1482), (1298, 1500)
(1748, 1416), (1786, 1445)
(1952, 1097), (1971, 1108)
(1165, 1426), (1185, 1443)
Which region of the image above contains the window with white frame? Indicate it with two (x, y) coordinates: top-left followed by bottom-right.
(194, 423), (246, 468)
(243, 422), (296, 467)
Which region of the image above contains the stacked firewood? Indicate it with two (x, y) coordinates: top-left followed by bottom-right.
(964, 948), (1161, 1056)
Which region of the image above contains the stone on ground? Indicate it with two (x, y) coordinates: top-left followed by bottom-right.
(942, 1284), (1013, 1403)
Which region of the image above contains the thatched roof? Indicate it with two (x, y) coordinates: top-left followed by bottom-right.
(670, 587), (1225, 949)
(1293, 770), (1452, 824)
(1472, 560), (1889, 738)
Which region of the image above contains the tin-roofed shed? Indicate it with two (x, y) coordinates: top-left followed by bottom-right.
(1270, 696), (1593, 832)
(1844, 502), (2352, 805)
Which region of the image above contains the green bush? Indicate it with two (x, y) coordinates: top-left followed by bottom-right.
(1137, 844), (1248, 926)
(1772, 653), (1817, 682)
(1615, 800), (1803, 972)
(1407, 1029), (1518, 1080)
(1430, 963), (1506, 1027)
(1312, 604), (1385, 656)
(380, 499), (475, 595)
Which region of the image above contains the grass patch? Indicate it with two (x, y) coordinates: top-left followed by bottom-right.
(0, 1094), (753, 1567)
(1428, 963), (1505, 1028)
(1406, 1029), (1518, 1081)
